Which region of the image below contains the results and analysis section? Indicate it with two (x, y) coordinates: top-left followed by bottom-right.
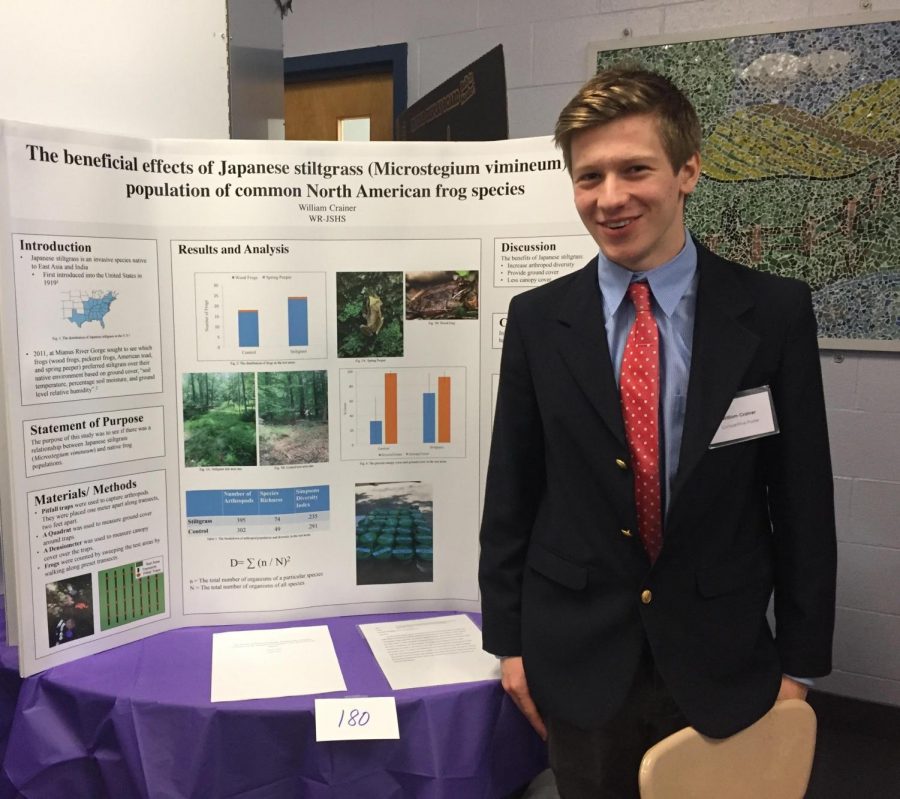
(172, 237), (481, 615)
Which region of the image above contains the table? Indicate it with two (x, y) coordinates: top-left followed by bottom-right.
(0, 610), (547, 798)
(0, 602), (20, 799)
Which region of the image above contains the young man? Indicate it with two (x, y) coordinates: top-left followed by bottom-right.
(479, 68), (836, 797)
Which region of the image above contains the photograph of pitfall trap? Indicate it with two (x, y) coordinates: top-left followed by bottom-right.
(355, 481), (433, 586)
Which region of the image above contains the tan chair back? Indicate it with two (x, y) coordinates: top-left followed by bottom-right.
(639, 699), (817, 799)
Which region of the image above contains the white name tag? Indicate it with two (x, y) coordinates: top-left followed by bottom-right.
(709, 386), (779, 448)
(314, 697), (400, 741)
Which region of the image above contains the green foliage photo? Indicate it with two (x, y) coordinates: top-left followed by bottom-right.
(182, 372), (257, 467)
(336, 271), (404, 358)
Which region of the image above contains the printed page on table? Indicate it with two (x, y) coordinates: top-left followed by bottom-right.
(0, 120), (586, 676)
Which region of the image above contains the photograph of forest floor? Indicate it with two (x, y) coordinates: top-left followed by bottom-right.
(184, 406), (257, 467)
(259, 420), (328, 465)
(258, 370), (329, 466)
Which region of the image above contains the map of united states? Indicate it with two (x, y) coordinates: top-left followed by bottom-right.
(65, 291), (118, 328)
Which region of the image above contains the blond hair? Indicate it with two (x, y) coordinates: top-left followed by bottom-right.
(554, 67), (701, 173)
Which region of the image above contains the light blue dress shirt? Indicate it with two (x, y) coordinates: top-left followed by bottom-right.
(596, 231), (698, 517)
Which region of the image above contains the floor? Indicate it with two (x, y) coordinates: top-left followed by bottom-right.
(804, 691), (900, 799)
(515, 691), (900, 798)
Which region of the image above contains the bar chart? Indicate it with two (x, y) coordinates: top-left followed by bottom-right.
(340, 367), (466, 459)
(287, 297), (309, 346)
(237, 309), (260, 347)
(195, 271), (326, 361)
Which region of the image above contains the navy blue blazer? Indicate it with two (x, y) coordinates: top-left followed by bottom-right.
(478, 242), (836, 738)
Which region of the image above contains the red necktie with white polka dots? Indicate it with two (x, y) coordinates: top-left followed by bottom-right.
(620, 282), (662, 563)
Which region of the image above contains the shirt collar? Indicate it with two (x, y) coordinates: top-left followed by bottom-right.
(596, 230), (697, 319)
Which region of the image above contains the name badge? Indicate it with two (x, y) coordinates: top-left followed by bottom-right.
(709, 386), (779, 448)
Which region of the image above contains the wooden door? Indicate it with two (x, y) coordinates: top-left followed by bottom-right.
(285, 73), (393, 141)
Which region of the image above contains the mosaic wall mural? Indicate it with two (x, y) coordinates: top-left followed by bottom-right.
(594, 20), (900, 346)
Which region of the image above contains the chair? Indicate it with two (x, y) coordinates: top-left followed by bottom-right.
(639, 699), (817, 799)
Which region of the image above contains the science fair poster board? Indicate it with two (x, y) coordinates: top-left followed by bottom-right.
(0, 121), (596, 676)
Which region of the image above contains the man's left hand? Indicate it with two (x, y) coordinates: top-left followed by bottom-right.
(776, 675), (809, 702)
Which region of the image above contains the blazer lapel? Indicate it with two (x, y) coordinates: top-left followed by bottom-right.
(553, 259), (627, 447)
(549, 250), (760, 506)
(670, 247), (760, 507)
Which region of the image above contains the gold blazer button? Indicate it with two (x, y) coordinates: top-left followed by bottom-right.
(621, 528), (633, 538)
(641, 589), (653, 604)
(615, 458), (628, 470)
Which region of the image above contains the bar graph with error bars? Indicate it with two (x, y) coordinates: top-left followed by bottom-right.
(340, 367), (466, 459)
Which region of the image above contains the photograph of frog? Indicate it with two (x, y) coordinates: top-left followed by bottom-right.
(405, 270), (479, 320)
(46, 574), (95, 648)
(336, 271), (404, 358)
(355, 481), (433, 585)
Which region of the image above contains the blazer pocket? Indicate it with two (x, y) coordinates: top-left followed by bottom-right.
(528, 543), (588, 590)
(695, 547), (773, 598)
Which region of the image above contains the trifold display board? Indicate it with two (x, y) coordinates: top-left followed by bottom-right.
(0, 121), (596, 676)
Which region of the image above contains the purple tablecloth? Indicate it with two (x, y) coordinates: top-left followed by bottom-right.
(0, 599), (21, 799)
(0, 611), (546, 798)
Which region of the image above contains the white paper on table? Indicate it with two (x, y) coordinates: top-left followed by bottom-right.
(358, 614), (500, 690)
(211, 625), (346, 702)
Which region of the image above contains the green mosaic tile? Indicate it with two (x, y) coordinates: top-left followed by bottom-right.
(596, 21), (900, 341)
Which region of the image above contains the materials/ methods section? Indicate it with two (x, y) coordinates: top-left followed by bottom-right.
(13, 234), (162, 404)
(493, 234), (595, 287)
(193, 271), (327, 362)
(340, 367), (467, 460)
(32, 469), (169, 657)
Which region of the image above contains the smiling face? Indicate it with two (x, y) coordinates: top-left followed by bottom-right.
(570, 113), (700, 272)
